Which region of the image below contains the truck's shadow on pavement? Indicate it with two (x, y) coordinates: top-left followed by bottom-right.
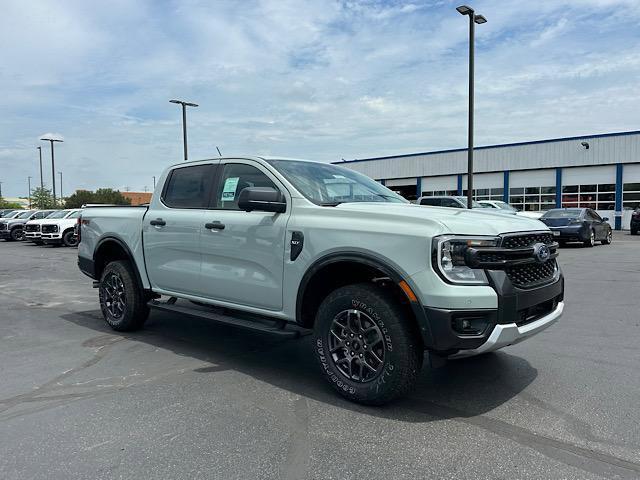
(61, 308), (538, 422)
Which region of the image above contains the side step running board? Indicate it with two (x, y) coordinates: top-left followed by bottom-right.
(148, 299), (306, 338)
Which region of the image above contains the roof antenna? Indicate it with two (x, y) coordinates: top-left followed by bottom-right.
(216, 146), (222, 156)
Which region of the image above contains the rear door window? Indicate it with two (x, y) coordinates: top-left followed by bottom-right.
(162, 165), (213, 209)
(420, 198), (441, 206)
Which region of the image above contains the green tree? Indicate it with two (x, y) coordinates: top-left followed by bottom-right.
(93, 188), (131, 205)
(65, 190), (97, 209)
(31, 187), (55, 209)
(64, 188), (131, 208)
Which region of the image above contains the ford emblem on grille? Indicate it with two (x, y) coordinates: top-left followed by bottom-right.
(532, 242), (551, 263)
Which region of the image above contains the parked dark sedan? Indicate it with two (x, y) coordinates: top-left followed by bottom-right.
(631, 208), (640, 235)
(540, 208), (612, 247)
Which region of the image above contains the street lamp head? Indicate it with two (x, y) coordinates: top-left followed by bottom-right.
(474, 14), (487, 24)
(456, 5), (473, 15)
(169, 99), (199, 108)
(40, 137), (63, 143)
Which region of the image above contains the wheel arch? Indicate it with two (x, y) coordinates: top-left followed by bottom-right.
(93, 236), (147, 293)
(295, 252), (433, 348)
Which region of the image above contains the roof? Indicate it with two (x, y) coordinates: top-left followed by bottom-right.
(337, 130), (640, 164)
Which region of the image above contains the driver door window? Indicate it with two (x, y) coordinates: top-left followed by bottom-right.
(215, 163), (279, 210)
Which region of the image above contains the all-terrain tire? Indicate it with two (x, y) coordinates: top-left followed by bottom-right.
(313, 283), (423, 405)
(62, 229), (78, 247)
(631, 229), (638, 236)
(99, 260), (150, 331)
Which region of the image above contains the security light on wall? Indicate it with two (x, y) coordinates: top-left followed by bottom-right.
(581, 142), (590, 149)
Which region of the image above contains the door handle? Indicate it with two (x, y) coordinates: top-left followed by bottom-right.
(205, 221), (225, 230)
(150, 218), (166, 226)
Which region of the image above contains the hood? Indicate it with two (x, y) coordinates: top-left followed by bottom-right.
(333, 202), (549, 236)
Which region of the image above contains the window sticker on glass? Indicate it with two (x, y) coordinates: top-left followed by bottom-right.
(221, 177), (239, 202)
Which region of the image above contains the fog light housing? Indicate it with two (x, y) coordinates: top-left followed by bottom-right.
(452, 315), (489, 336)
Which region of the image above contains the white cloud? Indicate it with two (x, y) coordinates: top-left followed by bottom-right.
(0, 0), (639, 196)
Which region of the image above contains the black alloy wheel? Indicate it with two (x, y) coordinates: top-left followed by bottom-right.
(100, 272), (127, 321)
(10, 228), (24, 241)
(328, 309), (386, 383)
(62, 230), (79, 247)
(602, 229), (612, 245)
(98, 260), (149, 331)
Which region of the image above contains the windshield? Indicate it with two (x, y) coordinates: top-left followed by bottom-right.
(267, 160), (407, 205)
(455, 197), (484, 208)
(494, 201), (517, 212)
(46, 210), (71, 219)
(541, 209), (582, 219)
(5, 211), (21, 218)
(16, 211), (34, 219)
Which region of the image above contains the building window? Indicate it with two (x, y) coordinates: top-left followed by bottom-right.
(460, 188), (504, 201)
(562, 184), (616, 210)
(509, 186), (556, 211)
(420, 190), (459, 197)
(623, 183), (640, 210)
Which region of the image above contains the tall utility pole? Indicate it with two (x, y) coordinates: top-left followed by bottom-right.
(28, 176), (32, 208)
(58, 171), (63, 204)
(456, 5), (486, 209)
(40, 137), (63, 206)
(36, 146), (44, 190)
(152, 176), (156, 189)
(0, 181), (3, 199)
(169, 99), (199, 161)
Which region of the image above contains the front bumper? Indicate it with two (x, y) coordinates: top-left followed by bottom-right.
(0, 230), (10, 239)
(449, 302), (563, 358)
(25, 232), (42, 239)
(422, 270), (564, 355)
(41, 233), (62, 243)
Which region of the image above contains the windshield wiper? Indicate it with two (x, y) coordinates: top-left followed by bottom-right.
(320, 201), (343, 207)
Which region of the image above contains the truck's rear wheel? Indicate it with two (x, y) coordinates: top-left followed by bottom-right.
(62, 229), (78, 247)
(99, 260), (149, 331)
(313, 283), (422, 405)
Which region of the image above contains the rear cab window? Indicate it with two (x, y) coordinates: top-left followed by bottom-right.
(162, 164), (213, 209)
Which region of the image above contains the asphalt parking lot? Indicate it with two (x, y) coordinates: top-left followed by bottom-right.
(1, 234), (639, 480)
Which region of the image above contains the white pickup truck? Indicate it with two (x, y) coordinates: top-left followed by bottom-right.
(77, 156), (564, 404)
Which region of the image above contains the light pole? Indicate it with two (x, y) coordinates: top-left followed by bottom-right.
(457, 5), (486, 209)
(0, 181), (3, 199)
(40, 137), (63, 206)
(58, 171), (63, 204)
(152, 176), (156, 189)
(169, 99), (198, 161)
(28, 176), (32, 208)
(36, 146), (44, 190)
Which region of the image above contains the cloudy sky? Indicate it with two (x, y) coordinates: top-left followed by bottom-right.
(1, 0), (639, 197)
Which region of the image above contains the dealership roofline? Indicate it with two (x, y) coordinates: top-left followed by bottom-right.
(336, 130), (640, 164)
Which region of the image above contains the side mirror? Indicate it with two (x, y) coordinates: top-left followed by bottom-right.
(602, 217), (609, 222)
(238, 187), (286, 213)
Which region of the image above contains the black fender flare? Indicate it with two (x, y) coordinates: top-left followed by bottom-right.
(296, 252), (434, 348)
(93, 235), (147, 293)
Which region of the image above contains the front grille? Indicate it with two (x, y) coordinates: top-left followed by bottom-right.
(506, 260), (557, 289)
(502, 232), (554, 249)
(25, 224), (40, 232)
(0, 222), (7, 231)
(41, 224), (58, 234)
(501, 232), (557, 288)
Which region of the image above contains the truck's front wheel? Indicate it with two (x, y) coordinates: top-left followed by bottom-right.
(99, 260), (149, 331)
(313, 283), (422, 405)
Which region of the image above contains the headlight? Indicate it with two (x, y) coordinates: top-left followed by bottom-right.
(433, 235), (499, 285)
